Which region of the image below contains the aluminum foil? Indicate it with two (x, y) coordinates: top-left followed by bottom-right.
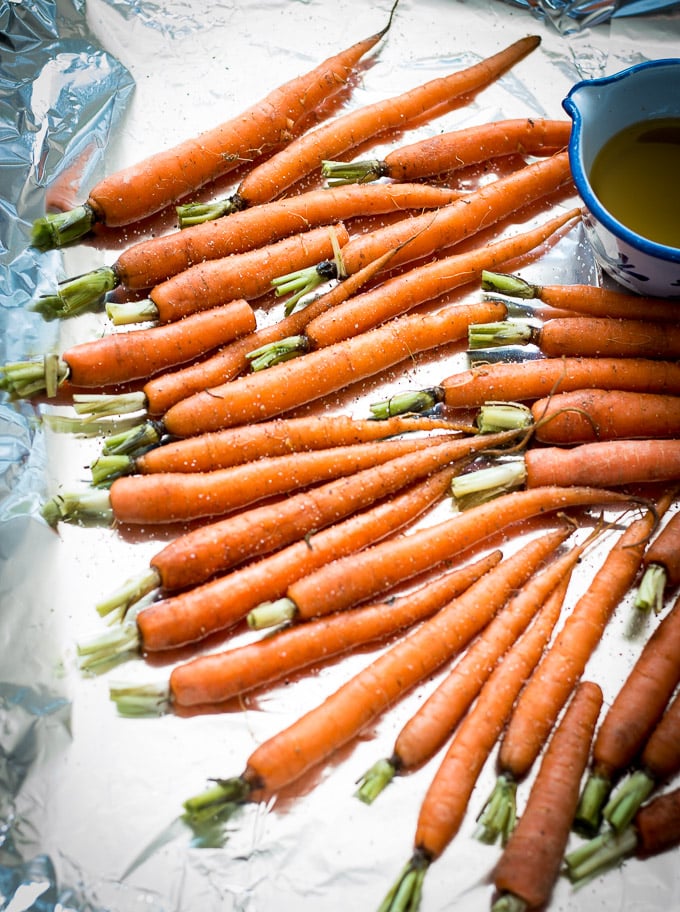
(1, 1), (680, 910)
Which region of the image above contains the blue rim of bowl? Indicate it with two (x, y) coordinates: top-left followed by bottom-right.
(562, 58), (680, 266)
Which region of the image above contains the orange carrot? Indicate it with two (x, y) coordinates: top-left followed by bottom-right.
(530, 389), (680, 444)
(250, 485), (633, 629)
(0, 299), (256, 398)
(374, 562), (575, 911)
(160, 298), (508, 437)
(78, 465), (461, 666)
(356, 535), (586, 804)
(187, 36), (542, 219)
(31, 17), (394, 247)
(491, 681), (603, 912)
(111, 551), (503, 714)
(574, 594), (680, 836)
(181, 529), (566, 829)
(322, 117), (571, 185)
(635, 510), (680, 612)
(481, 270), (680, 323)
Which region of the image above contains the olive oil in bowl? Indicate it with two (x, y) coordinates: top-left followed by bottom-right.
(589, 116), (680, 249)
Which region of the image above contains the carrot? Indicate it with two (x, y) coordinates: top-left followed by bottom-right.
(95, 429), (519, 615)
(46, 434), (463, 527)
(491, 681), (603, 912)
(181, 529), (566, 830)
(356, 533), (587, 804)
(0, 299), (256, 398)
(375, 563), (575, 911)
(635, 510), (680, 613)
(297, 208), (581, 350)
(480, 491), (674, 836)
(110, 551), (503, 714)
(180, 36), (542, 221)
(529, 389), (680, 445)
(566, 785), (680, 885)
(36, 183), (464, 318)
(573, 594), (680, 837)
(470, 314), (680, 359)
(321, 117), (571, 185)
(31, 15), (395, 248)
(481, 270), (680, 323)
(78, 464), (461, 667)
(249, 485), (633, 629)
(107, 224), (350, 326)
(160, 298), (509, 438)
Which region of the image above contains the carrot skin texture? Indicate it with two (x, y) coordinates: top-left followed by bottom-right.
(534, 316), (680, 360)
(636, 786), (680, 859)
(149, 430), (518, 590)
(531, 389), (680, 444)
(525, 280), (680, 323)
(83, 25), (387, 227)
(149, 224), (349, 322)
(492, 681), (603, 910)
(136, 466), (458, 651)
(234, 35), (543, 208)
(169, 551), (503, 707)
(116, 183), (464, 290)
(161, 299), (508, 437)
(239, 529), (567, 798)
(440, 358), (680, 409)
(524, 439), (680, 489)
(62, 299), (256, 387)
(641, 511), (680, 587)
(108, 435), (455, 524)
(638, 679), (680, 784)
(281, 485), (632, 621)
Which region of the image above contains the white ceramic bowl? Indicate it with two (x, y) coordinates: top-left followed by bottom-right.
(563, 58), (680, 298)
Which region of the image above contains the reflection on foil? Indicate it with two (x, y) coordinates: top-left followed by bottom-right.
(499, 0), (680, 32)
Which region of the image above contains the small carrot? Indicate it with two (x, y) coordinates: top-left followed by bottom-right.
(181, 530), (565, 831)
(573, 594), (680, 837)
(566, 785), (680, 885)
(109, 551), (503, 714)
(635, 510), (680, 613)
(375, 561), (575, 912)
(78, 464), (460, 666)
(180, 36), (542, 220)
(469, 314), (680, 360)
(481, 270), (680, 323)
(36, 183), (464, 318)
(491, 681), (603, 912)
(356, 534), (585, 804)
(529, 389), (680, 445)
(31, 15), (394, 247)
(0, 299), (256, 398)
(322, 117), (571, 185)
(248, 485), (633, 629)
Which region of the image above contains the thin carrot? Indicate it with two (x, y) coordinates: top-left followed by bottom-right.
(180, 35), (542, 220)
(36, 183), (464, 318)
(160, 298), (508, 437)
(181, 529), (566, 829)
(356, 534), (586, 804)
(491, 681), (603, 912)
(479, 491), (674, 838)
(77, 464), (461, 666)
(248, 485), (633, 629)
(321, 117), (571, 185)
(106, 224), (350, 326)
(635, 510), (680, 613)
(529, 389), (680, 445)
(375, 563), (575, 912)
(31, 15), (395, 247)
(109, 551), (503, 714)
(573, 594), (680, 837)
(566, 784), (680, 884)
(0, 300), (256, 398)
(481, 270), (680, 323)
(95, 430), (519, 614)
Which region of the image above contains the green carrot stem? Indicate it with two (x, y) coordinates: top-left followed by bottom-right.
(246, 335), (310, 371)
(96, 567), (161, 621)
(30, 203), (98, 250)
(564, 826), (638, 884)
(41, 488), (113, 527)
(32, 266), (119, 318)
(491, 893), (528, 912)
(108, 679), (170, 717)
(468, 320), (535, 349)
(42, 412), (144, 438)
(77, 620), (141, 672)
(247, 597), (297, 630)
(182, 776), (252, 826)
(0, 353), (68, 398)
(321, 158), (385, 185)
(71, 392), (149, 419)
(106, 298), (160, 325)
(604, 769), (655, 834)
(634, 564), (667, 614)
(475, 772), (518, 846)
(91, 454), (134, 487)
(573, 772), (614, 838)
(175, 194), (244, 228)
(376, 850), (430, 912)
(355, 757), (398, 805)
(475, 402), (533, 435)
(369, 388), (444, 420)
(480, 270), (539, 300)
(450, 457), (527, 506)
(101, 420), (162, 457)
(271, 259), (339, 313)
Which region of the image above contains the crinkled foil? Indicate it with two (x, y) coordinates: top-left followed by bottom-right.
(1, 1), (680, 910)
